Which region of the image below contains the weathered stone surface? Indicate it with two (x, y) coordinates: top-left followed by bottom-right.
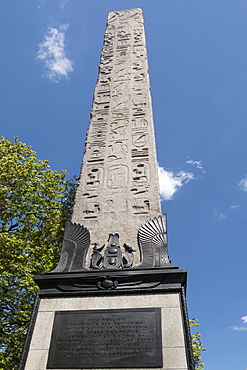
(38, 292), (181, 311)
(72, 8), (161, 263)
(26, 293), (188, 370)
(24, 350), (48, 370)
(29, 312), (55, 350)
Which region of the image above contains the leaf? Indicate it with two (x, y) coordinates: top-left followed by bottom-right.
(189, 318), (206, 370)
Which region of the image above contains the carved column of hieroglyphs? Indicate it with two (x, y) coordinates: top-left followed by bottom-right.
(72, 8), (161, 259)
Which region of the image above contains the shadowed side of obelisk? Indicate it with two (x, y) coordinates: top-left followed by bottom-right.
(72, 9), (161, 255)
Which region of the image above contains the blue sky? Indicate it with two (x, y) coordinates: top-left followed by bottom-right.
(1, 0), (247, 368)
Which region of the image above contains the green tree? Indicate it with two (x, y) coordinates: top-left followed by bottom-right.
(190, 318), (206, 370)
(0, 137), (77, 370)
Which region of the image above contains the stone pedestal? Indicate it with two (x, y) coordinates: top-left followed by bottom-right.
(19, 269), (194, 370)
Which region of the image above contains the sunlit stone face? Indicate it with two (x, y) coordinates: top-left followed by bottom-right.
(72, 9), (161, 264)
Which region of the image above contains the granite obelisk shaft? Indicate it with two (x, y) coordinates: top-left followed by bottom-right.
(72, 8), (161, 252)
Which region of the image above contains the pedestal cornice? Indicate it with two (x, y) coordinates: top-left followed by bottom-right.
(34, 267), (187, 297)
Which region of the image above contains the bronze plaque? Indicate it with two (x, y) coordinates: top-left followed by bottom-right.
(47, 308), (162, 368)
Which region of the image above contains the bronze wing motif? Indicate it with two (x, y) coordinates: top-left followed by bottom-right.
(50, 221), (90, 273)
(137, 214), (171, 268)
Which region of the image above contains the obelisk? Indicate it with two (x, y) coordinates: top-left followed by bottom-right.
(72, 8), (161, 255)
(20, 9), (195, 370)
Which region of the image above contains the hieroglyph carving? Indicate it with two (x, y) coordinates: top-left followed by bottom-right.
(106, 165), (128, 189)
(72, 9), (161, 243)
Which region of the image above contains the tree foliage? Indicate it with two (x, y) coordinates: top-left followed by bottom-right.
(189, 318), (206, 370)
(0, 137), (77, 370)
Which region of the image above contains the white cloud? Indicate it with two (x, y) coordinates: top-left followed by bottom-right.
(242, 315), (247, 323)
(37, 0), (44, 9)
(214, 204), (242, 220)
(186, 158), (205, 173)
(158, 166), (194, 201)
(229, 316), (247, 331)
(214, 209), (227, 220)
(238, 177), (247, 192)
(37, 24), (73, 82)
(230, 325), (247, 331)
(61, 0), (69, 8)
(229, 204), (241, 210)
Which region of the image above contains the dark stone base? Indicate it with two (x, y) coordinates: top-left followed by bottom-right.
(34, 267), (187, 297)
